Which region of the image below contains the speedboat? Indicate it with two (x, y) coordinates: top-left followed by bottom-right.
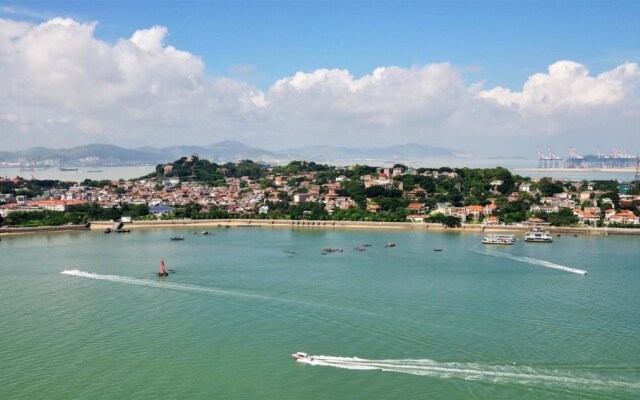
(292, 352), (313, 362)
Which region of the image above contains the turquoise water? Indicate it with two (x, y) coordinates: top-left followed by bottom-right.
(1, 227), (638, 399)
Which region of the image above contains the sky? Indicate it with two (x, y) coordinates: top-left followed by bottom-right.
(0, 0), (639, 158)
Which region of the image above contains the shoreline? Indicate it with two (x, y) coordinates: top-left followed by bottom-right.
(0, 224), (90, 236)
(2, 219), (639, 237)
(514, 167), (637, 173)
(88, 219), (640, 237)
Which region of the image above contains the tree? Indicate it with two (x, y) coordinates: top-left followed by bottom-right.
(545, 208), (579, 226)
(425, 213), (445, 223)
(537, 178), (564, 197)
(442, 215), (461, 228)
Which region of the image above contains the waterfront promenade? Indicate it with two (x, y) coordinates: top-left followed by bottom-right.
(2, 219), (639, 237)
(88, 219), (640, 236)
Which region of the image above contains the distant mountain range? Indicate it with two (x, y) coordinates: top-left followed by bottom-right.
(0, 140), (464, 166)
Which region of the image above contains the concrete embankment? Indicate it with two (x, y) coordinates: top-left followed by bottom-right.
(88, 219), (640, 236)
(0, 224), (90, 236)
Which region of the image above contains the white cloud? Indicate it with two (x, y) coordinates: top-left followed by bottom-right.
(0, 16), (638, 157)
(479, 60), (640, 111)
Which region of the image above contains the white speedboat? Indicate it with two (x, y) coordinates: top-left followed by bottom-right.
(524, 228), (553, 243)
(482, 234), (515, 245)
(292, 352), (313, 362)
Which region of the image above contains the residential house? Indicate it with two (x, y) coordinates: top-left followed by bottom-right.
(606, 210), (640, 225)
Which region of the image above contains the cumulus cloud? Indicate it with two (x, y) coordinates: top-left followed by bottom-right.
(0, 16), (638, 157)
(479, 61), (640, 111)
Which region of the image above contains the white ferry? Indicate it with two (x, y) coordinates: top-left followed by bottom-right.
(524, 228), (553, 243)
(482, 234), (515, 245)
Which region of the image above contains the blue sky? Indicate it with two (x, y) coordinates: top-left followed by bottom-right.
(0, 1), (639, 157)
(6, 0), (638, 89)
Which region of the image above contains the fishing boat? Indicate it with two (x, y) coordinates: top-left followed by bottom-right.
(482, 234), (516, 245)
(170, 236), (185, 241)
(524, 228), (553, 243)
(158, 258), (169, 276)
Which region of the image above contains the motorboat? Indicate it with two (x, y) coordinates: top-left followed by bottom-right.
(482, 234), (515, 245)
(524, 228), (553, 243)
(170, 236), (185, 241)
(292, 352), (313, 362)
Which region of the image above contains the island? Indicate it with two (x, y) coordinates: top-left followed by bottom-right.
(1, 155), (639, 235)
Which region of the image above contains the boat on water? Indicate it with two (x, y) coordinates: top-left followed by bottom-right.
(524, 228), (553, 243)
(482, 234), (516, 245)
(292, 352), (313, 362)
(59, 167), (78, 171)
(170, 236), (185, 241)
(158, 258), (169, 277)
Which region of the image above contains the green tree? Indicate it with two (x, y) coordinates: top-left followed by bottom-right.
(537, 178), (564, 197)
(442, 215), (461, 228)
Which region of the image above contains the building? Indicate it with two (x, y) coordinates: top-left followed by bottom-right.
(149, 205), (174, 217)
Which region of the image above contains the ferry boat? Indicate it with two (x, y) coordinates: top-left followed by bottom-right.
(482, 234), (515, 245)
(524, 228), (553, 243)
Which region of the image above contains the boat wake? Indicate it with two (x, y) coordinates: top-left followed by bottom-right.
(61, 269), (276, 301)
(472, 250), (588, 275)
(60, 270), (377, 319)
(298, 355), (638, 391)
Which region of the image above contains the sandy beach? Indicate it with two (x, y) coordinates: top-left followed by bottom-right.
(2, 218), (638, 237)
(87, 219), (640, 236)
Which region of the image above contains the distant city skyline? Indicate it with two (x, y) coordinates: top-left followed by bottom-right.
(0, 0), (638, 157)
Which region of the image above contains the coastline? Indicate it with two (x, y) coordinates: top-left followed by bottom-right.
(514, 167), (637, 173)
(2, 219), (639, 237)
(0, 224), (90, 236)
(87, 219), (640, 236)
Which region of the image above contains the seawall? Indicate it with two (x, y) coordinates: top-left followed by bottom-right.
(88, 219), (640, 236)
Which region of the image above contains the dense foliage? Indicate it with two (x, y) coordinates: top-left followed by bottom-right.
(3, 210), (83, 227)
(149, 155), (268, 185)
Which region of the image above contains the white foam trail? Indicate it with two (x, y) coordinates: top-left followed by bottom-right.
(60, 270), (378, 318)
(472, 250), (588, 275)
(298, 355), (638, 391)
(61, 269), (276, 301)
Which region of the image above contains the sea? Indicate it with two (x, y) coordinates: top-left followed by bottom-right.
(1, 227), (638, 399)
(0, 166), (156, 182)
(1, 159), (637, 182)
